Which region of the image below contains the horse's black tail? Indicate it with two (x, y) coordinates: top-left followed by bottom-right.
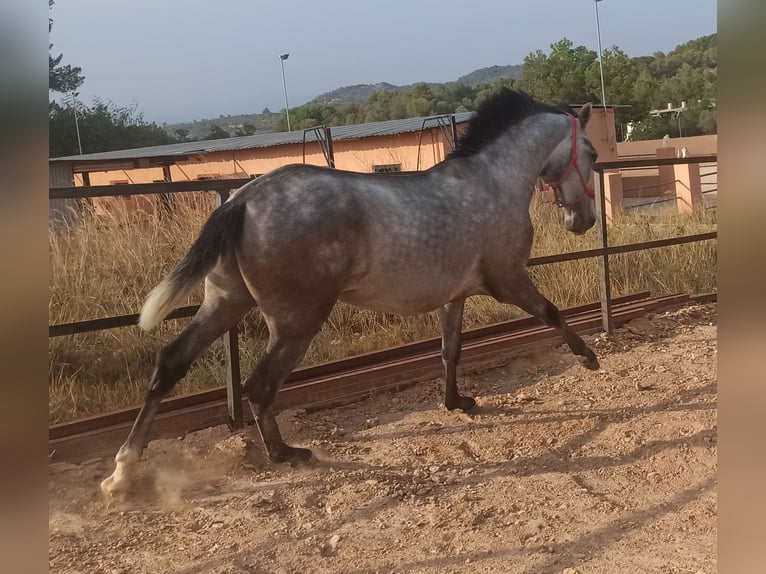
(138, 199), (246, 331)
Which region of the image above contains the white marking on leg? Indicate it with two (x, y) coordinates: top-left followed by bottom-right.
(100, 448), (140, 496)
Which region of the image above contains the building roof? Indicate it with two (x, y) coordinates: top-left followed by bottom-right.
(50, 112), (474, 165)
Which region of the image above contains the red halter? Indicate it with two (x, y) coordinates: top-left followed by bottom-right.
(545, 116), (595, 208)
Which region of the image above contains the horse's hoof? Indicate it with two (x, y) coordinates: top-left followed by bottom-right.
(446, 395), (477, 412)
(102, 448), (140, 497)
(579, 354), (600, 371)
(270, 445), (314, 466)
(100, 471), (132, 497)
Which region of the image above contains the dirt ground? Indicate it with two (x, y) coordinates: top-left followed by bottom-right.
(49, 303), (717, 574)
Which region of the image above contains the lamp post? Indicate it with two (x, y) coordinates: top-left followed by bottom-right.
(71, 91), (83, 155)
(594, 0), (607, 112)
(279, 53), (291, 132)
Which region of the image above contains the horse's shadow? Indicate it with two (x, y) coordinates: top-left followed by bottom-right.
(161, 376), (715, 574)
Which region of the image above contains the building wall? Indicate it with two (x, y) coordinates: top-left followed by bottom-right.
(77, 127), (454, 188)
(332, 129), (455, 172)
(617, 134), (717, 158)
(573, 105), (618, 162)
(614, 136), (717, 200)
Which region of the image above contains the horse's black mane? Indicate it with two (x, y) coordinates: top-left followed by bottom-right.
(447, 89), (572, 159)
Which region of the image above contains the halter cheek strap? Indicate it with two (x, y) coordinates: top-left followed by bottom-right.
(546, 116), (596, 209)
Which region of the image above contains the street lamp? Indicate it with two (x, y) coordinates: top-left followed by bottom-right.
(593, 0), (607, 112)
(279, 53), (291, 132)
(71, 91), (83, 155)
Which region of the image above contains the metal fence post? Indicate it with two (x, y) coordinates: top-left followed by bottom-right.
(216, 190), (244, 428)
(223, 324), (243, 428)
(324, 126), (335, 168)
(594, 169), (614, 333)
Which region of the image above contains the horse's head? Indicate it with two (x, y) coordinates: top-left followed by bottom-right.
(541, 103), (598, 235)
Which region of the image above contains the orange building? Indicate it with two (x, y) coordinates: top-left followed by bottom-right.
(51, 105), (620, 183)
(49, 106), (624, 225)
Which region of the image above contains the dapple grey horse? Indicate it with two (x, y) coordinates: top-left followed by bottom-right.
(102, 89), (600, 495)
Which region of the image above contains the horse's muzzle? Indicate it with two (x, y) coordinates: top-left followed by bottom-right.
(565, 211), (596, 235)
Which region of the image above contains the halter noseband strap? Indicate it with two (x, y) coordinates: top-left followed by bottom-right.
(546, 116), (595, 209)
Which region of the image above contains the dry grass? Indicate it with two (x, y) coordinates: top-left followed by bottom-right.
(49, 195), (716, 423)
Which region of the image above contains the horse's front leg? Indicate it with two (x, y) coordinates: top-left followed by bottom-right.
(490, 271), (599, 370)
(243, 303), (335, 465)
(440, 299), (476, 411)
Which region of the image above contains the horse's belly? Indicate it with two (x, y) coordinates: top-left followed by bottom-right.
(338, 277), (486, 315)
(338, 291), (439, 315)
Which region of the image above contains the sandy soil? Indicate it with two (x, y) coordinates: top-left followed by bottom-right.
(49, 303), (717, 574)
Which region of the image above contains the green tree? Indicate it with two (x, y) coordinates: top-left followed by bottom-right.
(435, 82), (476, 107)
(406, 96), (431, 117)
(628, 34), (716, 139)
(582, 47), (642, 139)
(521, 39), (598, 103)
(585, 48), (637, 106)
(49, 100), (175, 157)
(628, 116), (673, 140)
(364, 90), (402, 122)
(49, 1), (85, 93)
(234, 122), (257, 136)
(274, 102), (341, 131)
(206, 124), (230, 139)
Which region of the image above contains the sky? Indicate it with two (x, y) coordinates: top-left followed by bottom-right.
(49, 0), (717, 125)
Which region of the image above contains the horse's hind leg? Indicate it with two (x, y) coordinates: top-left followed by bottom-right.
(490, 271), (599, 370)
(243, 307), (332, 465)
(101, 265), (254, 496)
(440, 300), (476, 411)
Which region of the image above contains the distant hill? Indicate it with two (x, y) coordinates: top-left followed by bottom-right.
(312, 82), (403, 104)
(311, 65), (523, 105)
(457, 64), (523, 86)
(162, 63), (523, 138)
(161, 110), (280, 142)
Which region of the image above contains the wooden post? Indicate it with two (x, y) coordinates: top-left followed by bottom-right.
(223, 325), (243, 428)
(594, 170), (614, 333)
(158, 164), (174, 215)
(656, 147), (677, 198)
(673, 161), (703, 214)
(216, 190), (243, 428)
(603, 171), (624, 222)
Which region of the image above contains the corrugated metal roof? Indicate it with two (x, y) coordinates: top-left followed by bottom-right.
(50, 112), (474, 163)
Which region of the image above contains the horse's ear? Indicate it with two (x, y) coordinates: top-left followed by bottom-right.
(578, 103), (593, 127)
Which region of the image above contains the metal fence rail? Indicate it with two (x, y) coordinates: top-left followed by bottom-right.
(49, 178), (254, 200)
(48, 155), (718, 428)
